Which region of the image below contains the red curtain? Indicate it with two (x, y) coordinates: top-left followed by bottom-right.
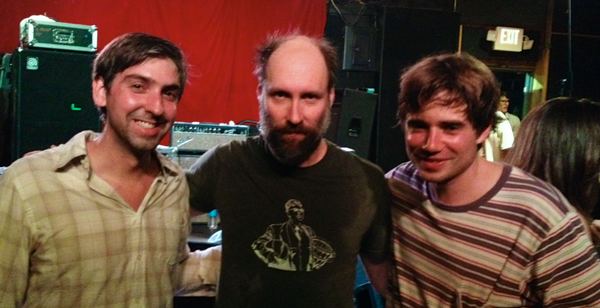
(0, 0), (328, 144)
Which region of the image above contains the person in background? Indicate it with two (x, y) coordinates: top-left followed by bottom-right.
(499, 91), (521, 135)
(0, 32), (220, 307)
(186, 33), (391, 308)
(480, 93), (514, 162)
(385, 52), (600, 307)
(505, 96), (600, 250)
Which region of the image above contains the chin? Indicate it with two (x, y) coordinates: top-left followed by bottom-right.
(416, 169), (448, 184)
(131, 138), (162, 153)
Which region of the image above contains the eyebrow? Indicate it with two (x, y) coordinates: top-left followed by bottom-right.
(123, 74), (151, 83)
(405, 118), (466, 127)
(405, 118), (428, 128)
(267, 85), (325, 98)
(124, 74), (181, 91)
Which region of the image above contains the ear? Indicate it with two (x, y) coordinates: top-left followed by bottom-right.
(92, 78), (107, 108)
(256, 84), (263, 100)
(328, 88), (335, 108)
(476, 124), (492, 145)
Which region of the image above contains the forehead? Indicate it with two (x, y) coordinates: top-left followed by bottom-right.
(117, 58), (179, 84)
(264, 38), (328, 89)
(406, 94), (470, 124)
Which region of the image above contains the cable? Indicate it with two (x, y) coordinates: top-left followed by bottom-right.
(329, 0), (366, 27)
(237, 120), (258, 126)
(567, 0), (573, 96)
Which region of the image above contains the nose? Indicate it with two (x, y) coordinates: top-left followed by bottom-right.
(146, 91), (165, 115)
(422, 128), (442, 152)
(287, 99), (303, 125)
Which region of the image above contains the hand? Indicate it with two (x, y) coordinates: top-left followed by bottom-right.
(24, 145), (57, 157)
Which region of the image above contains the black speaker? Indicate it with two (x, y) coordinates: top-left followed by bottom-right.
(7, 48), (99, 163)
(375, 8), (460, 172)
(334, 88), (377, 159)
(343, 25), (379, 72)
(0, 53), (12, 166)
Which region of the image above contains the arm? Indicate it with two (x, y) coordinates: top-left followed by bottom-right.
(185, 147), (220, 214)
(359, 252), (390, 296)
(0, 168), (29, 307)
(176, 245), (222, 296)
(497, 119), (514, 161)
(360, 167), (393, 296)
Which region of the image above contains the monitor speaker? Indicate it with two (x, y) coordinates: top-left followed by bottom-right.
(334, 88), (377, 159)
(7, 48), (100, 163)
(0, 53), (11, 166)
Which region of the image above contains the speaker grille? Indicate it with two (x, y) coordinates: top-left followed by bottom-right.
(8, 48), (100, 163)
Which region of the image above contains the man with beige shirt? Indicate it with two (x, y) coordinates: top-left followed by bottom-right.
(0, 32), (219, 307)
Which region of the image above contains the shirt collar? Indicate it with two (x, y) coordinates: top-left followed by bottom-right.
(51, 130), (182, 179)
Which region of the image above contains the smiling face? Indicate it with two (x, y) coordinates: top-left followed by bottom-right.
(93, 58), (181, 155)
(404, 92), (490, 186)
(258, 37), (334, 166)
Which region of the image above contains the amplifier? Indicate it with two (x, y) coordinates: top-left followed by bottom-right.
(170, 122), (249, 152)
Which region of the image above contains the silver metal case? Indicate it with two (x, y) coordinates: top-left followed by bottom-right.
(20, 19), (98, 53)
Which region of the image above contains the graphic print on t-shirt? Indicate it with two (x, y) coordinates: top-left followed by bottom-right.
(251, 199), (336, 271)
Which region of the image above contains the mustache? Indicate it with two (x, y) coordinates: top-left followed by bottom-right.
(274, 123), (312, 134)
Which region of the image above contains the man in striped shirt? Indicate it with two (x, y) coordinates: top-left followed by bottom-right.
(385, 52), (600, 307)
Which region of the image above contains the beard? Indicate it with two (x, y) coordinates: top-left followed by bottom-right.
(106, 110), (170, 157)
(260, 107), (331, 166)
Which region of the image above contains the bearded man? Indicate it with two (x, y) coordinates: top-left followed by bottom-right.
(186, 33), (391, 308)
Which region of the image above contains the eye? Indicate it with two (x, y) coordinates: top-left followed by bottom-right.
(273, 91), (288, 98)
(407, 121), (428, 130)
(441, 123), (462, 132)
(164, 88), (180, 100)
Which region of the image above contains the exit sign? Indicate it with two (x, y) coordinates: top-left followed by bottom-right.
(493, 26), (524, 52)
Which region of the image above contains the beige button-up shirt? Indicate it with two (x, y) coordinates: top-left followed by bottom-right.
(0, 131), (220, 307)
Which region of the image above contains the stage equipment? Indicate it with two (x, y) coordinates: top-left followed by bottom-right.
(170, 122), (249, 152)
(8, 48), (99, 163)
(20, 16), (98, 52)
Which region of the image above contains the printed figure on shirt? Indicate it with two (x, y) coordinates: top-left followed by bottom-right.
(252, 199), (336, 271)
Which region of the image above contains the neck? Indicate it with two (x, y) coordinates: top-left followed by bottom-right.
(432, 158), (503, 206)
(298, 139), (328, 168)
(86, 132), (159, 178)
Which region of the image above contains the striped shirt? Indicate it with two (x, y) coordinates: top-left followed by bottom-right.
(0, 131), (220, 308)
(385, 162), (600, 307)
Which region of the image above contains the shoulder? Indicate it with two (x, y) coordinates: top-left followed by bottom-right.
(325, 141), (386, 178)
(190, 136), (257, 166)
(507, 112), (521, 121)
(385, 161), (418, 181)
(213, 135), (259, 157)
(0, 132), (93, 202)
(4, 131), (90, 176)
(385, 161), (426, 192)
(501, 166), (574, 221)
(186, 136), (260, 182)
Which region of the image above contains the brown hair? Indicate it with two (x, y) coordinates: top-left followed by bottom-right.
(506, 97), (600, 220)
(397, 52), (500, 134)
(92, 32), (188, 121)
